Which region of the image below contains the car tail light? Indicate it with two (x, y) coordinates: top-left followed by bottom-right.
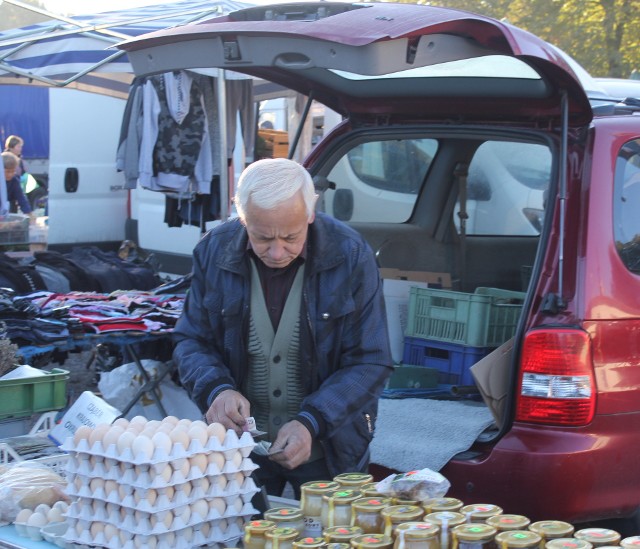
(515, 329), (595, 426)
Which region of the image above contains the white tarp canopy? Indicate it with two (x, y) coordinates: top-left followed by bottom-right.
(0, 0), (254, 99)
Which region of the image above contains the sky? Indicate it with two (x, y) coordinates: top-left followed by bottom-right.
(43, 0), (185, 15)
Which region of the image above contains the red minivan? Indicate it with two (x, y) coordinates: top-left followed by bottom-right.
(120, 2), (640, 526)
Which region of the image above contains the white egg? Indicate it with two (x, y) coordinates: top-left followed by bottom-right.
(188, 424), (208, 447)
(151, 430), (172, 455)
(231, 495), (244, 513)
(15, 508), (32, 523)
(134, 488), (157, 506)
(75, 522), (84, 536)
(52, 501), (69, 513)
(88, 424), (110, 448)
(73, 476), (83, 492)
(208, 451), (225, 471)
(163, 531), (176, 545)
(161, 415), (179, 426)
(180, 481), (193, 498)
(112, 417), (129, 429)
(189, 453), (208, 474)
(26, 512), (47, 527)
(89, 477), (105, 493)
(201, 521), (212, 536)
(190, 499), (209, 520)
(169, 427), (190, 451)
(182, 526), (194, 542)
(158, 464), (172, 484)
(132, 434), (154, 459)
(47, 506), (64, 523)
(216, 474), (228, 491)
(164, 485), (176, 503)
(119, 529), (133, 545)
(73, 425), (92, 446)
(230, 449), (243, 468)
(34, 503), (51, 516)
(104, 523), (118, 542)
(130, 415), (148, 426)
(171, 458), (190, 478)
(176, 418), (192, 429)
(118, 484), (130, 501)
(101, 425), (125, 450)
(209, 497), (226, 516)
(207, 422), (227, 444)
(90, 521), (105, 539)
(199, 476), (211, 493)
(116, 430), (136, 455)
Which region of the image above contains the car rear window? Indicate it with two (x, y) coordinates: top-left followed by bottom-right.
(613, 139), (640, 272)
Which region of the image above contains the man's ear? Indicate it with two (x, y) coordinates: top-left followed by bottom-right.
(308, 211), (316, 224)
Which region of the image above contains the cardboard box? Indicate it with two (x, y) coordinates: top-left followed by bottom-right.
(49, 391), (121, 445)
(470, 337), (514, 428)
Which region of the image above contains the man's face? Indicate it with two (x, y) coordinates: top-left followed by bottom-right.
(4, 166), (16, 181)
(244, 191), (314, 269)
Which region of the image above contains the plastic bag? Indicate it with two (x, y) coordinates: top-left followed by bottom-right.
(0, 463), (68, 523)
(375, 468), (451, 502)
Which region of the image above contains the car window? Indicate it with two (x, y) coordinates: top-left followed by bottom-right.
(323, 138), (437, 222)
(454, 141), (551, 236)
(613, 139), (640, 273)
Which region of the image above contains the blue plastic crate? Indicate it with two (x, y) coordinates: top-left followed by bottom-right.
(402, 336), (491, 386)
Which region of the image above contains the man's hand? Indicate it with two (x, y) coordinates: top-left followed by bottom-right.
(268, 420), (312, 470)
(206, 390), (250, 435)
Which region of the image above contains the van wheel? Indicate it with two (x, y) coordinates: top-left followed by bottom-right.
(28, 186), (48, 211)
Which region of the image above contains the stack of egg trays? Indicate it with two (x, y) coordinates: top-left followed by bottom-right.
(59, 429), (260, 549)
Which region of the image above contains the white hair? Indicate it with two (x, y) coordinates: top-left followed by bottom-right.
(234, 158), (317, 221)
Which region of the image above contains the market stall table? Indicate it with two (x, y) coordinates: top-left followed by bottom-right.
(0, 525), (55, 549)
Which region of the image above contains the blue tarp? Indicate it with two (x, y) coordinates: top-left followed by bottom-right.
(0, 85), (49, 158)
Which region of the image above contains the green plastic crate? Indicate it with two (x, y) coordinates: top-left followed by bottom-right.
(387, 364), (439, 389)
(406, 287), (525, 348)
(0, 368), (69, 420)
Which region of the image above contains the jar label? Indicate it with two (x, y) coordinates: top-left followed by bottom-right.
(304, 517), (323, 538)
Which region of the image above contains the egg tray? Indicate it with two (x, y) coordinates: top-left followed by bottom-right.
(65, 476), (260, 513)
(65, 452), (257, 488)
(63, 513), (248, 548)
(60, 429), (256, 465)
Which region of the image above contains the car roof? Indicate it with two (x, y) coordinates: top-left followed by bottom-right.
(595, 78), (640, 100)
(118, 1), (593, 126)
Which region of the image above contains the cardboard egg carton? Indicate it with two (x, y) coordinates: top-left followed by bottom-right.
(63, 513), (250, 548)
(65, 476), (260, 513)
(61, 429), (255, 465)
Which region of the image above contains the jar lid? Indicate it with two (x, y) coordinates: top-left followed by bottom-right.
(245, 519), (277, 534)
(545, 538), (594, 549)
(391, 498), (420, 506)
(266, 527), (300, 541)
(265, 507), (304, 521)
(423, 497), (464, 513)
(495, 530), (542, 548)
(394, 522), (440, 539)
(452, 523), (498, 542)
(574, 529), (622, 545)
(324, 526), (365, 541)
(360, 483), (383, 497)
(327, 544), (351, 549)
(380, 505), (424, 522)
(487, 514), (531, 531)
(350, 533), (393, 548)
(528, 521), (575, 539)
(622, 536), (640, 548)
(302, 481), (342, 495)
(352, 497), (391, 511)
(334, 473), (374, 486)
(294, 537), (327, 548)
(460, 503), (503, 520)
(423, 511), (466, 527)
(323, 489), (363, 503)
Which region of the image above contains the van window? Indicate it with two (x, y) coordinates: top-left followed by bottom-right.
(613, 139), (640, 272)
(454, 141), (551, 236)
(324, 138), (437, 222)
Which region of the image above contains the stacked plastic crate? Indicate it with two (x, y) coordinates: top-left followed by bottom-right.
(402, 287), (525, 387)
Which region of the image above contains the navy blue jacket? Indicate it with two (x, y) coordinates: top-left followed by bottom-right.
(173, 212), (393, 474)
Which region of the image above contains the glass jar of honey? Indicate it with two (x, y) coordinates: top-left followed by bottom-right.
(424, 511), (467, 549)
(244, 520), (278, 549)
(335, 473), (375, 489)
(324, 526), (365, 544)
(360, 483), (384, 498)
(380, 505), (425, 537)
(574, 529), (621, 548)
(621, 536), (640, 549)
(294, 537), (328, 549)
(460, 504), (503, 524)
(265, 527), (301, 549)
(487, 515), (531, 532)
(494, 530), (541, 549)
(393, 522), (440, 549)
(351, 497), (391, 534)
(264, 508), (306, 537)
(545, 538), (594, 549)
(451, 523), (498, 549)
(301, 481), (342, 538)
(528, 521), (575, 542)
(321, 490), (363, 528)
(350, 533), (394, 549)
(423, 498), (464, 514)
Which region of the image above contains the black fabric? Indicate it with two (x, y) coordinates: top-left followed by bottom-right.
(81, 248), (160, 291)
(0, 253), (47, 294)
(33, 251), (100, 291)
(65, 247), (136, 293)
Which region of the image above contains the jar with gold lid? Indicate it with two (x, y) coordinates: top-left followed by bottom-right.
(487, 515), (531, 532)
(494, 530), (541, 549)
(393, 522), (441, 549)
(360, 483), (384, 498)
(351, 497), (392, 534)
(424, 511), (467, 549)
(451, 523), (498, 549)
(574, 528), (621, 548)
(321, 490), (363, 528)
(423, 498), (464, 514)
(335, 473), (375, 489)
(350, 533), (394, 549)
(380, 505), (425, 537)
(301, 481), (342, 537)
(265, 507), (306, 537)
(294, 537), (328, 549)
(244, 519), (278, 549)
(460, 504), (503, 524)
(528, 521), (575, 542)
(324, 526), (366, 544)
(622, 536), (640, 548)
(265, 527), (301, 549)
(545, 538), (594, 549)
(327, 544), (351, 549)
